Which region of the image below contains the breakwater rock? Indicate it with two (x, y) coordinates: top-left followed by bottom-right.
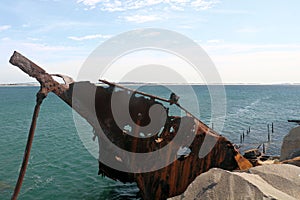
(281, 126), (300, 162)
(169, 164), (300, 200)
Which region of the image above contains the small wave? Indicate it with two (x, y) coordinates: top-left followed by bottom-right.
(22, 175), (54, 195)
(227, 98), (262, 119)
(237, 99), (261, 115)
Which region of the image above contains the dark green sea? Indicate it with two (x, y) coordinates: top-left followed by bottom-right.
(1, 85), (299, 199)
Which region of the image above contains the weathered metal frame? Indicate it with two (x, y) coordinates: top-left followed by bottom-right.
(9, 51), (252, 200)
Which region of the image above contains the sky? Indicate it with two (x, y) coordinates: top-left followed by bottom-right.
(0, 0), (300, 84)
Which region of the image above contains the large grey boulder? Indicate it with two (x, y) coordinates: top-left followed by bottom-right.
(169, 164), (300, 200)
(280, 126), (300, 161)
(249, 164), (300, 198)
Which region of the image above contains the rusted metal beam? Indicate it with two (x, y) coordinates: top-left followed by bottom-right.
(11, 95), (43, 200)
(9, 51), (73, 105)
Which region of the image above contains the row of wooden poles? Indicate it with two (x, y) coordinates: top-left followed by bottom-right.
(240, 123), (274, 144)
(210, 122), (275, 145)
(238, 123), (274, 154)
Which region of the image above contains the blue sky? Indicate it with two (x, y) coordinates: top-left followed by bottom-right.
(1, 0), (300, 84)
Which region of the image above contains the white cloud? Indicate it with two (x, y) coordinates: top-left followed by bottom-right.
(1, 39), (78, 55)
(191, 0), (219, 10)
(1, 37), (10, 41)
(210, 9), (251, 15)
(34, 21), (97, 33)
(21, 42), (77, 51)
(22, 24), (30, 28)
(77, 0), (219, 12)
(68, 34), (112, 41)
(0, 25), (11, 31)
(237, 27), (260, 33)
(25, 37), (42, 42)
(122, 14), (161, 23)
(0, 39), (84, 83)
(77, 0), (102, 9)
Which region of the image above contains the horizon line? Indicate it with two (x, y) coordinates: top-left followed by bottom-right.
(1, 81), (300, 86)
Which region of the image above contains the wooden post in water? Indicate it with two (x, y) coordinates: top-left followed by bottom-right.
(271, 122), (274, 133)
(242, 131), (245, 142)
(262, 143), (265, 154)
(248, 126), (250, 133)
(267, 124), (270, 142)
(240, 134), (243, 143)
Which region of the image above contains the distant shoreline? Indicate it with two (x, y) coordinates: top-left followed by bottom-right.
(0, 83), (39, 87)
(1, 82), (300, 87)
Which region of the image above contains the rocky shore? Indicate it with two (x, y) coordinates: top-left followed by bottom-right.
(169, 126), (300, 200)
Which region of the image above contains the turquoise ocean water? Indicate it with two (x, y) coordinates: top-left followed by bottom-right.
(0, 85), (299, 199)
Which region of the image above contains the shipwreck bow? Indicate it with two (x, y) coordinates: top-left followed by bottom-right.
(9, 51), (252, 200)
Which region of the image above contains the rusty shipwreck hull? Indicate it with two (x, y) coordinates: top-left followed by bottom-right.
(9, 51), (252, 200)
